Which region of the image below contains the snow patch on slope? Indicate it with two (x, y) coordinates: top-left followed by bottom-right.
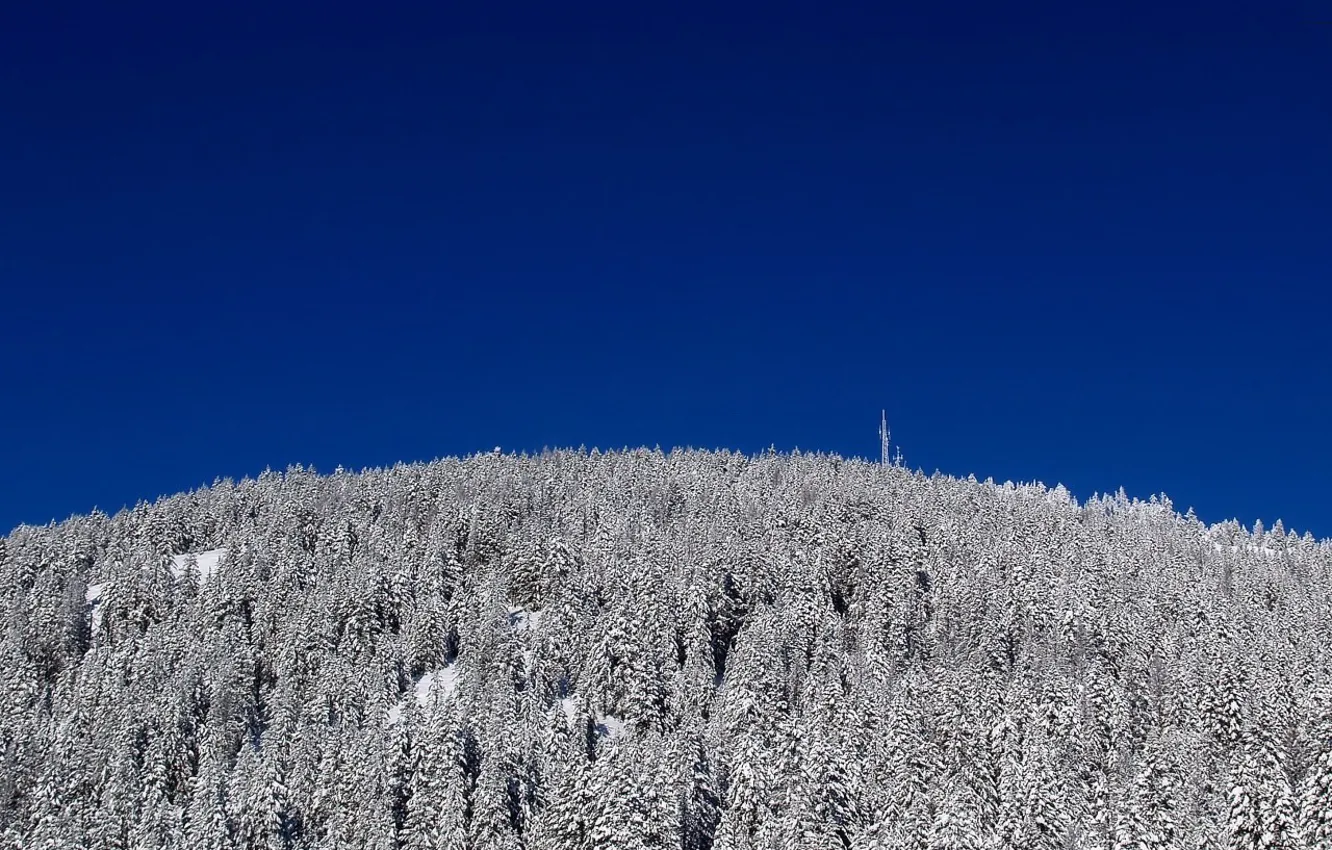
(387, 663), (461, 725)
(86, 583), (107, 632)
(559, 696), (578, 724)
(416, 663), (460, 706)
(80, 550), (225, 637)
(507, 605), (542, 632)
(415, 671), (437, 706)
(171, 548), (228, 581)
(555, 695), (629, 740)
(597, 714), (629, 740)
(437, 663), (460, 698)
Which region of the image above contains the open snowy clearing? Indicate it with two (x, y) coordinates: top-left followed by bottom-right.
(387, 662), (460, 725)
(556, 695), (629, 740)
(85, 583), (107, 631)
(507, 604), (541, 632)
(81, 550), (226, 633)
(170, 548), (228, 580)
(597, 714), (628, 739)
(559, 695), (578, 724)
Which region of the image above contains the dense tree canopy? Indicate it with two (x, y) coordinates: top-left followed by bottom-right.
(2, 449), (1329, 848)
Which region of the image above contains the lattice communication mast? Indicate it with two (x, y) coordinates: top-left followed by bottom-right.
(880, 410), (891, 467)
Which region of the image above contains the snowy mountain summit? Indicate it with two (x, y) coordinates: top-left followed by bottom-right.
(2, 448), (1330, 848)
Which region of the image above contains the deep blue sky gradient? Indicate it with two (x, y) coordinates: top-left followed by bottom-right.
(3, 2), (1330, 536)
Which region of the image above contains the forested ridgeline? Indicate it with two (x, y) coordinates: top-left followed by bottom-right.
(2, 448), (1330, 849)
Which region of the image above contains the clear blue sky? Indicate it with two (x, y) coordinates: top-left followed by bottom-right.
(2, 2), (1329, 537)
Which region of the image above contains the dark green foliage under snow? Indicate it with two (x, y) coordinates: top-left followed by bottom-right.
(2, 448), (1331, 849)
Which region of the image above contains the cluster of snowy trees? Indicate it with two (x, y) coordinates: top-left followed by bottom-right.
(2, 448), (1331, 849)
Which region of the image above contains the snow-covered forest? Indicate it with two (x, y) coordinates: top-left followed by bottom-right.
(2, 448), (1330, 849)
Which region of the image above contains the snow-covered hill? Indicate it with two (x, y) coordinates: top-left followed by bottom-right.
(2, 449), (1330, 849)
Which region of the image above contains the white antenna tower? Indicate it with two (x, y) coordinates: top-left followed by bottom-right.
(879, 410), (890, 467)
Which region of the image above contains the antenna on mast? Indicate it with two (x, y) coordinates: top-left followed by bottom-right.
(879, 410), (890, 467)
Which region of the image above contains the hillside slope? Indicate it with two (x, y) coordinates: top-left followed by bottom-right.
(2, 449), (1330, 849)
